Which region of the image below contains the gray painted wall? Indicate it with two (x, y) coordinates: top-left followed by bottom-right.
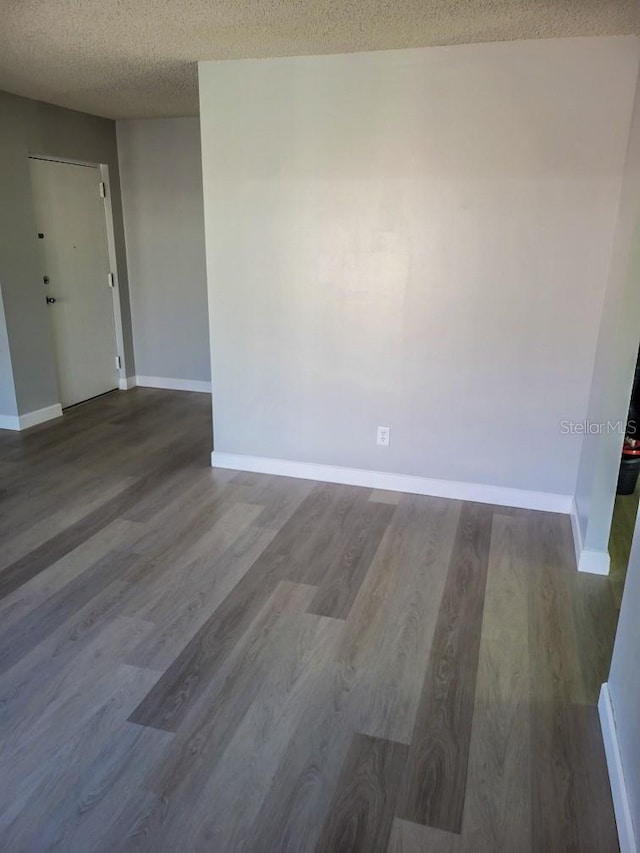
(199, 38), (639, 496)
(574, 72), (640, 562)
(117, 118), (210, 384)
(609, 509), (640, 838)
(0, 90), (134, 416)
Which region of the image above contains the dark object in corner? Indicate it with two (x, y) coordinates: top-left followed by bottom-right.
(617, 455), (640, 495)
(616, 347), (640, 495)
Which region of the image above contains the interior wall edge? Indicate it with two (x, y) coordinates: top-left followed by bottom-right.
(599, 683), (638, 853)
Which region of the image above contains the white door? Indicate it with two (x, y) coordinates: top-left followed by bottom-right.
(29, 157), (118, 408)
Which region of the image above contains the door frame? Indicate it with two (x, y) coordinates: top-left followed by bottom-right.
(28, 153), (130, 390)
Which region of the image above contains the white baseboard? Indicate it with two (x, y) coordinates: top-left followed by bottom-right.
(570, 498), (611, 575)
(135, 375), (211, 393)
(0, 403), (63, 431)
(0, 414), (19, 430)
(19, 403), (63, 429)
(119, 376), (136, 390)
(211, 453), (573, 513)
(570, 498), (584, 570)
(599, 683), (637, 853)
(578, 548), (611, 575)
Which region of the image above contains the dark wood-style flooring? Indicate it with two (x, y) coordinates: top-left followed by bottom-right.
(0, 389), (620, 851)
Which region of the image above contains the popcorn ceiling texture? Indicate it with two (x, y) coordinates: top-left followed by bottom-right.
(1, 0), (639, 119)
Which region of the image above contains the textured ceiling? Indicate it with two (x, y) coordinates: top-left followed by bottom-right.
(1, 0), (639, 119)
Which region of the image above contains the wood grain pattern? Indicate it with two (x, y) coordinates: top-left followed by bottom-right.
(314, 733), (408, 853)
(125, 524), (277, 672)
(336, 495), (460, 744)
(0, 389), (621, 852)
(0, 463), (189, 601)
(398, 502), (493, 832)
(0, 549), (140, 676)
(386, 819), (455, 853)
(526, 511), (618, 852)
(453, 513), (531, 853)
(242, 662), (364, 853)
(0, 518), (142, 632)
(146, 581), (318, 799)
(571, 570), (618, 705)
(139, 609), (344, 852)
(128, 483), (379, 731)
(307, 499), (394, 619)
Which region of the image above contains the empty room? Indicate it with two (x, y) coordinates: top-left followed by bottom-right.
(2, 1), (640, 851)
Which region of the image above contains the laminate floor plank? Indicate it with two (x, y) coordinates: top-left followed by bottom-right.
(567, 702), (619, 853)
(0, 561), (155, 721)
(120, 460), (231, 525)
(228, 471), (315, 530)
(0, 549), (141, 676)
(307, 499), (394, 619)
(571, 570), (618, 705)
(0, 541), (189, 728)
(0, 475), (137, 571)
(144, 581), (317, 791)
(14, 723), (173, 853)
(314, 733), (408, 853)
(3, 658), (158, 805)
(0, 462), (133, 538)
(369, 489), (402, 505)
(145, 609), (344, 852)
(526, 511), (618, 852)
(0, 390), (622, 852)
(386, 819), (455, 853)
(0, 518), (143, 631)
(453, 513), (531, 853)
(125, 524), (276, 671)
(126, 500), (264, 621)
(112, 498), (264, 635)
(0, 457), (196, 601)
(398, 501), (493, 833)
(337, 495), (461, 743)
(242, 661), (366, 853)
(126, 559), (295, 731)
(1, 677), (166, 848)
(128, 482), (371, 731)
(292, 485), (378, 588)
(119, 466), (235, 558)
(1, 616), (155, 760)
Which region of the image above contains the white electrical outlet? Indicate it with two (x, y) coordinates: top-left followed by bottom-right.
(377, 426), (390, 447)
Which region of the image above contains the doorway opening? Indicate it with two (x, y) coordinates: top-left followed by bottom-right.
(608, 344), (640, 610)
(28, 155), (127, 409)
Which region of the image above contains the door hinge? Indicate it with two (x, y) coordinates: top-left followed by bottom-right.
(115, 355), (122, 370)
(108, 272), (115, 288)
(99, 181), (106, 199)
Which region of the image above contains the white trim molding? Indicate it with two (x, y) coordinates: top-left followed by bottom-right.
(0, 414), (19, 431)
(0, 403), (63, 432)
(211, 453), (573, 513)
(570, 498), (584, 569)
(119, 376), (137, 390)
(570, 498), (611, 575)
(578, 548), (611, 575)
(599, 683), (638, 853)
(136, 375), (212, 393)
